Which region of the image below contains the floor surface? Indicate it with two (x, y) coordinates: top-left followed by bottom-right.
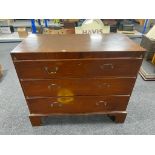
(0, 42), (155, 135)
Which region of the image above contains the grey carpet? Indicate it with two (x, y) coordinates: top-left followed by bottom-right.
(0, 42), (155, 135)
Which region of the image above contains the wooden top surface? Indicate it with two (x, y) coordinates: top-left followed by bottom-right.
(11, 34), (146, 53)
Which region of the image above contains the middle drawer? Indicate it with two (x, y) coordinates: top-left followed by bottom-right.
(21, 77), (135, 97)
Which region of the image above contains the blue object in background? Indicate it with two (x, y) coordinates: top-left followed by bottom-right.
(31, 19), (37, 33)
(142, 19), (149, 34)
(44, 19), (48, 28)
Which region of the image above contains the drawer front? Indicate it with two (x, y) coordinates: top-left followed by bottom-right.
(14, 59), (142, 79)
(21, 78), (135, 97)
(27, 95), (130, 114)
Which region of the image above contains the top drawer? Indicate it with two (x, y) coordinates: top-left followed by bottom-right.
(14, 58), (142, 79)
(11, 51), (144, 60)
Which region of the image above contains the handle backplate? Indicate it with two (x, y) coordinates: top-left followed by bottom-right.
(44, 66), (59, 74)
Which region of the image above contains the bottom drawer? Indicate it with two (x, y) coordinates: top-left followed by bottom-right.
(27, 95), (130, 114)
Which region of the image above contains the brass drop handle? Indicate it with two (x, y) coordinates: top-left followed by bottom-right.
(96, 101), (107, 107)
(51, 102), (62, 108)
(100, 64), (114, 69)
(51, 101), (57, 107)
(48, 83), (56, 89)
(44, 66), (59, 74)
(48, 83), (60, 89)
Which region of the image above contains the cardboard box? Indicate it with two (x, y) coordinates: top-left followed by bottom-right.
(64, 22), (75, 28)
(135, 19), (145, 26)
(43, 28), (75, 34)
(17, 28), (28, 38)
(64, 19), (79, 23)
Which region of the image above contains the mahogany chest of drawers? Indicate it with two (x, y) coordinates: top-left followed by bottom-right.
(11, 34), (146, 126)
